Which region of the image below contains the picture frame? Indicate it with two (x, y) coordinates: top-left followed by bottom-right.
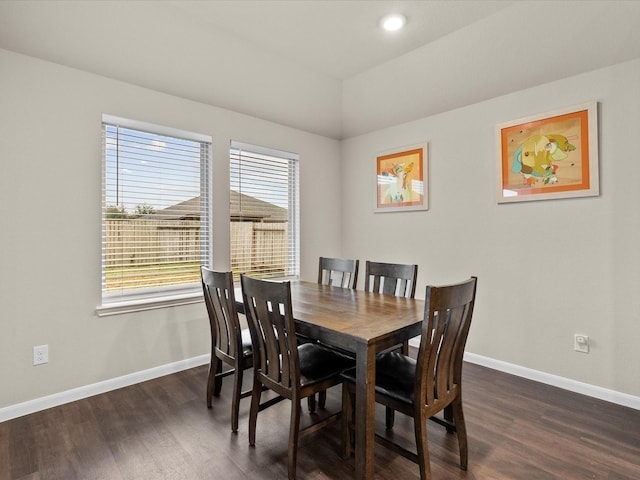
(496, 101), (599, 204)
(375, 143), (428, 212)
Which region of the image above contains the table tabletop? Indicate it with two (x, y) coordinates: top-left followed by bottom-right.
(286, 280), (423, 352)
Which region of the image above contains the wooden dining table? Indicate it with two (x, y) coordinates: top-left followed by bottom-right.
(239, 279), (424, 479)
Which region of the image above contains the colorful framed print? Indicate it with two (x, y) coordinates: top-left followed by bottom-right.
(496, 102), (599, 203)
(375, 143), (428, 212)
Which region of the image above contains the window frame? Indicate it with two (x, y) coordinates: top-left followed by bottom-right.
(229, 140), (300, 281)
(96, 114), (212, 317)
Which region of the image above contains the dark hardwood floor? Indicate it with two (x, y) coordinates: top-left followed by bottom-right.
(2, 360), (639, 479)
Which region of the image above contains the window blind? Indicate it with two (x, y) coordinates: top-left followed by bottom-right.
(230, 141), (299, 280)
(100, 115), (211, 310)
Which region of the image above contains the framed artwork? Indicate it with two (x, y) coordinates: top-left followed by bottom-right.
(375, 143), (428, 212)
(496, 101), (599, 203)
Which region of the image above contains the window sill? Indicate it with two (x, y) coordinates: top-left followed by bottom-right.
(96, 292), (203, 317)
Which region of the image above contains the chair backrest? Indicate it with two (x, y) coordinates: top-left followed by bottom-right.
(201, 267), (243, 361)
(415, 276), (477, 409)
(318, 257), (359, 289)
(364, 261), (418, 298)
(240, 275), (299, 395)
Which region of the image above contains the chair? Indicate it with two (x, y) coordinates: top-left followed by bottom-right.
(241, 274), (355, 480)
(200, 267), (253, 432)
(364, 260), (418, 298)
(309, 256), (359, 411)
(318, 256), (359, 289)
(365, 260), (418, 359)
(342, 276), (478, 480)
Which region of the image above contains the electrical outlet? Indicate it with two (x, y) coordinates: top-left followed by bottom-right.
(33, 345), (49, 365)
(574, 334), (589, 353)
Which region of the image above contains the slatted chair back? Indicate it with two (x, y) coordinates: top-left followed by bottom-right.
(364, 260), (418, 298)
(416, 277), (477, 414)
(201, 268), (243, 361)
(241, 275), (299, 396)
(318, 256), (359, 289)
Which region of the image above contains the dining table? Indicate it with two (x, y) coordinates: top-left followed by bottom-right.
(238, 279), (424, 480)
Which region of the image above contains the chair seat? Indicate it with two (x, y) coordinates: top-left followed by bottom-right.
(341, 351), (416, 404)
(298, 343), (355, 386)
(240, 328), (253, 357)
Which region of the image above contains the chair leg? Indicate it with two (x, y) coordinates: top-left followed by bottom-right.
(213, 358), (224, 396)
(443, 404), (452, 422)
(451, 398), (468, 470)
(307, 393), (316, 412)
(385, 407), (395, 429)
(414, 413), (431, 480)
(318, 390), (327, 409)
(342, 384), (354, 459)
(231, 364), (243, 432)
(206, 355), (221, 408)
(288, 398), (302, 480)
(442, 405), (456, 433)
(248, 376), (263, 446)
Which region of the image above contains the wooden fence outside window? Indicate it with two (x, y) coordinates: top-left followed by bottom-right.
(105, 220), (288, 285)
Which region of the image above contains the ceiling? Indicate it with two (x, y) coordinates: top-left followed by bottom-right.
(1, 1), (640, 139)
(166, 0), (513, 80)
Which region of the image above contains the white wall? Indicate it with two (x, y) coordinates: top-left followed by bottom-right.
(2, 46), (639, 415)
(341, 59), (640, 398)
(0, 49), (341, 409)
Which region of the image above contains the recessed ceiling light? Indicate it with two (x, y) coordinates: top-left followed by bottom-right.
(380, 13), (407, 32)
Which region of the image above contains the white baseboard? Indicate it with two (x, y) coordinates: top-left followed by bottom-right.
(2, 350), (639, 423)
(0, 354), (210, 423)
(464, 352), (640, 410)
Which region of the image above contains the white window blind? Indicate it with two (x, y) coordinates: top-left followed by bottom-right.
(99, 115), (211, 313)
(230, 141), (299, 280)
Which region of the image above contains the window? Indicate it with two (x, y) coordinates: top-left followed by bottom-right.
(230, 141), (299, 280)
(98, 115), (211, 315)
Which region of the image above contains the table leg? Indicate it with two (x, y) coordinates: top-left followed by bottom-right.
(354, 342), (376, 480)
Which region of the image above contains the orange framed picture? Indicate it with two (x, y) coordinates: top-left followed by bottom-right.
(375, 143), (428, 212)
(496, 102), (599, 203)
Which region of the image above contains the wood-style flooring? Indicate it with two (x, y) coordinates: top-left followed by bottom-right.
(1, 360), (639, 479)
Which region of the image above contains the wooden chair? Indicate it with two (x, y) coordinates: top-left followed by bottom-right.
(308, 256), (359, 411)
(364, 260), (418, 298)
(342, 277), (478, 480)
(241, 274), (355, 480)
(318, 256), (359, 289)
(364, 260), (418, 361)
(200, 267), (253, 432)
